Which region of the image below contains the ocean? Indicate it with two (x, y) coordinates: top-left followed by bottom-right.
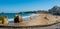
(0, 13), (37, 23)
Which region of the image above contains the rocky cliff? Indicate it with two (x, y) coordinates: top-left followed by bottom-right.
(49, 6), (60, 15)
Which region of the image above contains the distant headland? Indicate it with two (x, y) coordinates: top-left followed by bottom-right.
(1, 6), (60, 15)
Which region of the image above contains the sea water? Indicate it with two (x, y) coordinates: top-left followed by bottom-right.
(0, 13), (37, 23)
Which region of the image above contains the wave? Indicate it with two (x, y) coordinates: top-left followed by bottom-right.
(8, 18), (14, 21)
(8, 14), (38, 21)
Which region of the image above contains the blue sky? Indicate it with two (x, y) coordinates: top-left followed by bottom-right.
(0, 0), (60, 13)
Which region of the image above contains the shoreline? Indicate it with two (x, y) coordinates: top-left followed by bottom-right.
(0, 13), (60, 29)
(8, 13), (38, 22)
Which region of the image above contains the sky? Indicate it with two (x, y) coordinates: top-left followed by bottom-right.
(0, 0), (60, 13)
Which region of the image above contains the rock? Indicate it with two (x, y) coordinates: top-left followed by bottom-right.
(0, 16), (8, 25)
(49, 6), (60, 15)
(4, 16), (8, 25)
(0, 16), (4, 24)
(19, 15), (22, 22)
(14, 14), (22, 23)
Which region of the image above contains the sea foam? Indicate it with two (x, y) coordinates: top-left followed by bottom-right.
(8, 14), (38, 21)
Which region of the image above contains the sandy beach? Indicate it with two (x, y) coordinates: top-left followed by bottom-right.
(0, 13), (60, 29)
(11, 13), (60, 26)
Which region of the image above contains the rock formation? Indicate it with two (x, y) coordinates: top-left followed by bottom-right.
(4, 16), (8, 25)
(0, 16), (8, 25)
(0, 16), (3, 24)
(19, 15), (22, 22)
(14, 14), (22, 23)
(49, 6), (60, 15)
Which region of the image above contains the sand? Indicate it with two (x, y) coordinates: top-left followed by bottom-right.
(5, 13), (60, 26)
(0, 13), (60, 29)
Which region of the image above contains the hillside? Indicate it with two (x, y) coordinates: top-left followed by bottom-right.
(49, 6), (60, 15)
